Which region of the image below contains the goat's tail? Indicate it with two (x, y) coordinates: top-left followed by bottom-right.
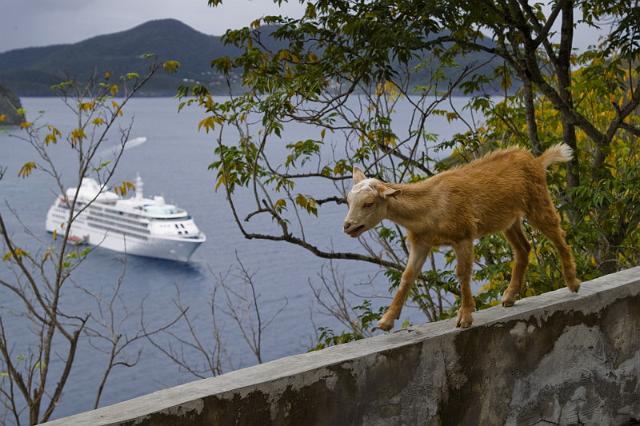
(538, 143), (573, 169)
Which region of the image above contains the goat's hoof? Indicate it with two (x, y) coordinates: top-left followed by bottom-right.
(567, 279), (581, 293)
(456, 309), (474, 328)
(377, 317), (394, 331)
(502, 293), (517, 307)
(457, 317), (473, 328)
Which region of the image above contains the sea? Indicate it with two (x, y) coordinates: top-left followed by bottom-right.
(0, 96), (475, 421)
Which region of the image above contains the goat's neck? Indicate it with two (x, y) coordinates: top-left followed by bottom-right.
(384, 182), (437, 234)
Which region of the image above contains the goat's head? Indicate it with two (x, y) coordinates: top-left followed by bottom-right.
(343, 167), (400, 238)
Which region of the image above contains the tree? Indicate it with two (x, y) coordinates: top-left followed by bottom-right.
(0, 59), (182, 424)
(433, 0), (640, 273)
(189, 0), (640, 339)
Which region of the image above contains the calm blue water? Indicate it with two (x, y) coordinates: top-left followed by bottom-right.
(0, 96), (473, 421)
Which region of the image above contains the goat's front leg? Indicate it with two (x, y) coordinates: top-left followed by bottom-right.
(377, 241), (429, 331)
(453, 239), (475, 328)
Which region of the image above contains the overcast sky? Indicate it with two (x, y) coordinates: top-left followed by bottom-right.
(0, 0), (305, 52)
(1, 0), (606, 53)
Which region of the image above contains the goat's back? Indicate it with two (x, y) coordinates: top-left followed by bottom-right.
(429, 147), (548, 237)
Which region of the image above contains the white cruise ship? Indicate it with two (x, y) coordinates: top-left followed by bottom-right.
(46, 176), (206, 262)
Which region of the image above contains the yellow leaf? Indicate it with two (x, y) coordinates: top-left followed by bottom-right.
(295, 193), (317, 215)
(114, 181), (135, 196)
(274, 198), (287, 212)
(3, 247), (28, 262)
(277, 50), (291, 62)
(383, 135), (396, 147)
(198, 116), (222, 133)
(215, 174), (226, 190)
(79, 102), (95, 111)
(92, 117), (105, 126)
(44, 125), (62, 146)
(203, 95), (215, 110)
(104, 71), (112, 80)
(162, 60), (181, 74)
(70, 128), (86, 145)
(20, 121), (32, 129)
(109, 84), (119, 96)
(111, 101), (123, 116)
(0, 114), (6, 122)
(18, 161), (37, 178)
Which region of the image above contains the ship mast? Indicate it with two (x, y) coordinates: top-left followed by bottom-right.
(135, 174), (144, 200)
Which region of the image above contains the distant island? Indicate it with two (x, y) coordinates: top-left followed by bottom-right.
(0, 19), (506, 97)
(0, 84), (23, 125)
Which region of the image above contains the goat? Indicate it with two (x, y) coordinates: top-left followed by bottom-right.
(343, 144), (579, 330)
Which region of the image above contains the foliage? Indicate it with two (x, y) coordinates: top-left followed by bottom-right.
(193, 0), (640, 344)
(470, 60), (640, 299)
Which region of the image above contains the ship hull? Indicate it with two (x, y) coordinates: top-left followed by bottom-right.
(46, 211), (203, 263)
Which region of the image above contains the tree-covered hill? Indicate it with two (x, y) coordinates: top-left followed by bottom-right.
(0, 19), (241, 96)
(0, 19), (504, 96)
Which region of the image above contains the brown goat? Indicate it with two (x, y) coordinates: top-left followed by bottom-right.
(343, 144), (579, 330)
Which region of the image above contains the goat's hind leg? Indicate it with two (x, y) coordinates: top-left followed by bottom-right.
(502, 220), (531, 307)
(528, 197), (580, 292)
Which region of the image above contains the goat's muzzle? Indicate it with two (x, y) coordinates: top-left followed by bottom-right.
(343, 222), (365, 237)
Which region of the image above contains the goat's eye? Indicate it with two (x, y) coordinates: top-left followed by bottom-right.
(363, 202), (374, 208)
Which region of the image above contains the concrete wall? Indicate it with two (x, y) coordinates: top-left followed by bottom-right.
(46, 268), (640, 426)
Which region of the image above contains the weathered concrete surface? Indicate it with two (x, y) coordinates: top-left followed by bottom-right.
(45, 268), (640, 426)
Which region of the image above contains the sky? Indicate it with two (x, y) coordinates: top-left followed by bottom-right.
(0, 0), (607, 53)
(0, 0), (306, 52)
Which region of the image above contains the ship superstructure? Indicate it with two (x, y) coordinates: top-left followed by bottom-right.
(46, 176), (205, 262)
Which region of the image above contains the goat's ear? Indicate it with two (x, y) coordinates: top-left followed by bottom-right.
(352, 166), (366, 184)
(382, 187), (400, 198)
(372, 181), (400, 198)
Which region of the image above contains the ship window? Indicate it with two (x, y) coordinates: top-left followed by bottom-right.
(175, 224), (179, 229)
(178, 231), (183, 235)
